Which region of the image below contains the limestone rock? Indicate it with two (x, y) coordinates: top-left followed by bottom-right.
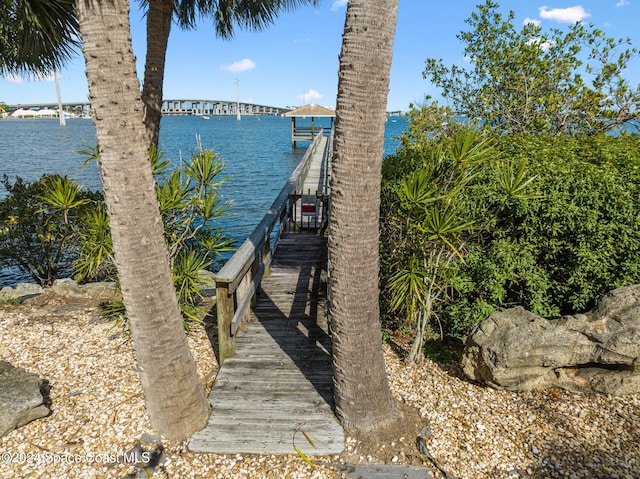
(1, 279), (117, 303)
(0, 361), (50, 437)
(0, 283), (44, 301)
(461, 284), (640, 395)
(197, 269), (216, 298)
(52, 278), (117, 300)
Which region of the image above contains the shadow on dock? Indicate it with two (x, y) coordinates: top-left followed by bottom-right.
(189, 233), (344, 456)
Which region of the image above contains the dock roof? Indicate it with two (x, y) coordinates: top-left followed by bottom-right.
(285, 103), (335, 117)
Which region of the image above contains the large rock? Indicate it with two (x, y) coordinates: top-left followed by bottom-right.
(52, 278), (117, 300)
(0, 361), (50, 437)
(0, 283), (44, 301)
(0, 280), (117, 303)
(461, 285), (640, 395)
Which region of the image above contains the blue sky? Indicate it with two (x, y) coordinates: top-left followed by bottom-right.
(2, 0), (640, 112)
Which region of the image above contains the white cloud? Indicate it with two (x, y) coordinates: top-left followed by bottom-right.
(524, 17), (542, 26)
(4, 74), (24, 84)
(298, 89), (323, 103)
(3, 71), (58, 83)
(539, 5), (590, 23)
(331, 0), (348, 11)
(220, 58), (256, 74)
(616, 0), (630, 6)
(527, 37), (555, 51)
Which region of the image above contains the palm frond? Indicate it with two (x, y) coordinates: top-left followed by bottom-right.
(1, 0), (80, 77)
(176, 0), (317, 38)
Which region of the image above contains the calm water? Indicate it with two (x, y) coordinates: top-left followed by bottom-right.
(0, 115), (407, 286)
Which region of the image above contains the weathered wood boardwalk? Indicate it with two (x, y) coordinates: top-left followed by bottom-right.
(301, 135), (329, 195)
(294, 134), (331, 230)
(189, 233), (344, 455)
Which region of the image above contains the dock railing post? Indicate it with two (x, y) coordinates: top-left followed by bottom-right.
(261, 236), (272, 278)
(237, 270), (252, 324)
(215, 281), (235, 364)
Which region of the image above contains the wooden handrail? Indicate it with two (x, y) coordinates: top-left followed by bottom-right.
(215, 129), (325, 364)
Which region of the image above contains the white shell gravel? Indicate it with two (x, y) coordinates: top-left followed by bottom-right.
(1, 296), (639, 479)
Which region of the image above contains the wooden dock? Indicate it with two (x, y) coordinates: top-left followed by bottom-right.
(293, 133), (331, 230)
(189, 233), (344, 455)
(301, 135), (330, 195)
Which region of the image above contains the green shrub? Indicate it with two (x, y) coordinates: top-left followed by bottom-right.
(0, 174), (101, 286)
(442, 134), (640, 337)
(381, 130), (640, 344)
(380, 129), (497, 362)
(78, 145), (234, 323)
(0, 145), (233, 326)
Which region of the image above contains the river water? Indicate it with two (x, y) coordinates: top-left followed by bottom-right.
(0, 115), (407, 286)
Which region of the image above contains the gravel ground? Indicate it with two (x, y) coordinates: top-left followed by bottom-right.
(1, 292), (639, 479)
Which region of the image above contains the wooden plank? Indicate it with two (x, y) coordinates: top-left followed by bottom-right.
(216, 282), (235, 364)
(211, 381), (334, 393)
(206, 399), (336, 414)
(189, 233), (344, 456)
(190, 433), (343, 455)
(229, 343), (331, 354)
(194, 425), (341, 441)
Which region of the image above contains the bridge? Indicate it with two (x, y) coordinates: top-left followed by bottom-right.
(3, 99), (288, 117)
(162, 99), (289, 116)
(4, 102), (91, 115)
(189, 129), (345, 456)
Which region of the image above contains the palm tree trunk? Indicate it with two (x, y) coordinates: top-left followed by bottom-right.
(329, 0), (399, 431)
(142, 0), (173, 148)
(76, 0), (210, 441)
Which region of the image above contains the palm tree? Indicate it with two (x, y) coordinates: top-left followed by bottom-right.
(8, 0), (319, 441)
(142, 0), (317, 147)
(0, 0), (79, 77)
(329, 0), (399, 430)
(1, 0), (314, 147)
(75, 0), (210, 441)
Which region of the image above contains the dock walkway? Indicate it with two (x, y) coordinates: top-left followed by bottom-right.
(189, 130), (343, 456)
(189, 233), (342, 455)
(301, 135), (330, 196)
(295, 134), (331, 230)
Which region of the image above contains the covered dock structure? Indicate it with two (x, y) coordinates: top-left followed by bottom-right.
(285, 104), (335, 148)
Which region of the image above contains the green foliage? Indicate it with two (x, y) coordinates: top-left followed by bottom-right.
(381, 128), (497, 363)
(73, 203), (114, 282)
(1, 145), (233, 326)
(175, 0), (317, 39)
(79, 145), (234, 323)
(153, 146), (233, 272)
(395, 101), (473, 150)
(381, 112), (640, 348)
(0, 174), (100, 286)
(447, 134), (640, 330)
(0, 0), (80, 77)
(423, 0), (640, 135)
(37, 175), (91, 224)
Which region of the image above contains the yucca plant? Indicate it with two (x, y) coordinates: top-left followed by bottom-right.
(73, 204), (114, 282)
(384, 129), (495, 364)
(38, 175), (93, 224)
(74, 142), (233, 327)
